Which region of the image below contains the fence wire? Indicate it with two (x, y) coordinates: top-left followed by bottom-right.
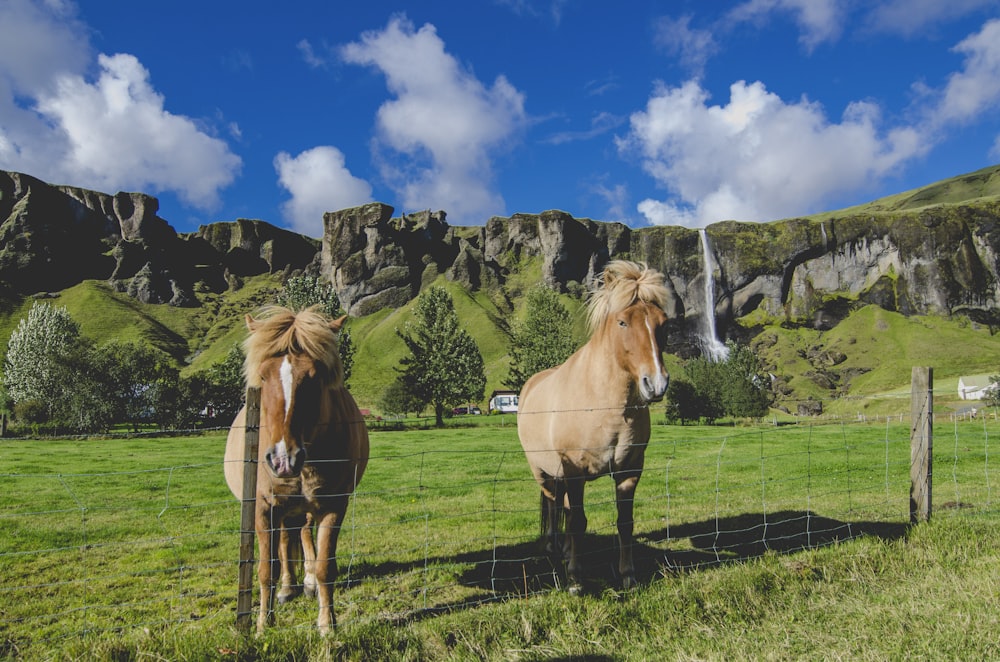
(1, 401), (998, 648)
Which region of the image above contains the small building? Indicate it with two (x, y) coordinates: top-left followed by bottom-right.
(958, 376), (996, 401)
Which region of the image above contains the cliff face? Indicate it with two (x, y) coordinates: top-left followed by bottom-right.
(3, 168), (1000, 356)
(322, 201), (1000, 351)
(0, 171), (319, 305)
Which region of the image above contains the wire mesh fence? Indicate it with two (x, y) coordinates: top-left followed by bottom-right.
(1, 389), (998, 648)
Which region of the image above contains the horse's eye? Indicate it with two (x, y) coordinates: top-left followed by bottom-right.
(618, 319), (628, 328)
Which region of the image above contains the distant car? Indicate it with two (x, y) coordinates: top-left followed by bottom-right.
(451, 406), (482, 415)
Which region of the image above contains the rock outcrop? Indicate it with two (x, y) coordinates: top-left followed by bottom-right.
(4, 168), (1000, 357)
(0, 170), (320, 305)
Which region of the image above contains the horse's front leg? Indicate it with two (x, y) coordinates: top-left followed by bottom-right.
(255, 505), (280, 633)
(301, 513), (318, 598)
(276, 518), (303, 604)
(563, 478), (587, 596)
(313, 500), (347, 634)
(615, 474), (640, 590)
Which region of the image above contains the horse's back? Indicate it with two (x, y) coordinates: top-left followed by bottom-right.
(224, 406), (248, 500)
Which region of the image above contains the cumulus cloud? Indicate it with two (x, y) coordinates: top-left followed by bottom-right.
(274, 146), (373, 237)
(0, 0), (240, 209)
(340, 15), (527, 224)
(931, 19), (1000, 126)
(618, 79), (924, 227)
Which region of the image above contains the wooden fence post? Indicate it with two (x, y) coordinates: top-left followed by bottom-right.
(236, 388), (261, 632)
(910, 367), (933, 523)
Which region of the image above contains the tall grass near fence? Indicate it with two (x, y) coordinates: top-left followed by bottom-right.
(1, 407), (999, 659)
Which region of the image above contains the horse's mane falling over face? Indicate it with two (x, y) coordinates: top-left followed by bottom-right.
(242, 305), (344, 388)
(586, 260), (671, 333)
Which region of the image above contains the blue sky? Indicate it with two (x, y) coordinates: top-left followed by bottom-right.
(2, 1), (999, 237)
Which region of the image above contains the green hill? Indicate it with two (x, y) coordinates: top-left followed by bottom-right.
(3, 165), (1000, 416)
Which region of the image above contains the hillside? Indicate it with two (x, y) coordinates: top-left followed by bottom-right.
(2, 165), (1000, 414)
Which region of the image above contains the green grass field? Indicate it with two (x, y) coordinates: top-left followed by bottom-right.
(1, 416), (998, 660)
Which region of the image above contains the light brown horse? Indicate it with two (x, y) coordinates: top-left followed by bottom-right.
(517, 261), (670, 594)
(224, 305), (369, 633)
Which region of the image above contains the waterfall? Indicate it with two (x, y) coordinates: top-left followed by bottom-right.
(698, 229), (730, 362)
(821, 222), (828, 247)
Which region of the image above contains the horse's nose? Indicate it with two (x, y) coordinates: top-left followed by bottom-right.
(265, 441), (306, 478)
(641, 372), (669, 403)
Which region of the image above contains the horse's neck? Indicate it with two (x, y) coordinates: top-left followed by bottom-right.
(572, 336), (642, 407)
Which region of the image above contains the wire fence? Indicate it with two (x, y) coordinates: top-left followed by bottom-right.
(1, 386), (998, 650)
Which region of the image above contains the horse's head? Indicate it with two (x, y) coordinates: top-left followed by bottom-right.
(589, 261), (671, 404)
(244, 307), (345, 480)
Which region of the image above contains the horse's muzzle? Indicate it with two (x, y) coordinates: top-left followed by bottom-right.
(265, 440), (306, 478)
(640, 372), (669, 403)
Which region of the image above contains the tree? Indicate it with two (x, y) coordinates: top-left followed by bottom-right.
(396, 287), (486, 427)
(90, 340), (177, 431)
(2, 302), (86, 423)
(205, 343), (247, 425)
(505, 285), (577, 391)
(984, 375), (1000, 408)
(276, 275), (354, 383)
(719, 341), (772, 420)
(664, 378), (700, 425)
(379, 380), (424, 417)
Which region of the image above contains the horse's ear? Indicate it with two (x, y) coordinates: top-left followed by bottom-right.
(245, 314), (258, 332)
(330, 315), (348, 335)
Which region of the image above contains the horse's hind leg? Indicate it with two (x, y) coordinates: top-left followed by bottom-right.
(563, 478), (587, 596)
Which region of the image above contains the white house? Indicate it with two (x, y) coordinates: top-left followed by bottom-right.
(958, 376), (997, 400)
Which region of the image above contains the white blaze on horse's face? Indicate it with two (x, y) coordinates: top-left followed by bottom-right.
(263, 354), (307, 479)
(615, 302), (669, 404)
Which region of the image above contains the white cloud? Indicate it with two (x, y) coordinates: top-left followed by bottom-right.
(931, 19), (1000, 126)
(340, 15), (526, 224)
(726, 0), (846, 51)
(653, 15), (718, 75)
(0, 0), (240, 210)
(274, 146), (373, 237)
(619, 79), (925, 227)
(865, 0), (997, 37)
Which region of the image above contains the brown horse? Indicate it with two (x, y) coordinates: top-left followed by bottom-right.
(517, 261), (670, 594)
(224, 305), (369, 633)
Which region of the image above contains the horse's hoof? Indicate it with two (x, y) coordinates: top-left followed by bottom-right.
(277, 588), (300, 604)
(621, 574), (637, 591)
(567, 582), (584, 597)
(304, 574), (318, 598)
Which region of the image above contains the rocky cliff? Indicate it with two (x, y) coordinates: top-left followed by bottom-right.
(3, 168), (1000, 360)
(322, 199), (1000, 355)
(0, 171), (319, 305)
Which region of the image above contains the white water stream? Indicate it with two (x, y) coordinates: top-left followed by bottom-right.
(698, 229), (730, 362)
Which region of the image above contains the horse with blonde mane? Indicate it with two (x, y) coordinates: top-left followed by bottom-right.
(517, 260), (670, 594)
(224, 305), (369, 633)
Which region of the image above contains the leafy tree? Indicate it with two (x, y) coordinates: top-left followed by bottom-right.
(396, 287), (486, 427)
(505, 286), (577, 391)
(90, 340), (178, 431)
(379, 380), (424, 417)
(984, 375), (1000, 408)
(205, 343), (247, 425)
(2, 302), (87, 423)
(276, 275), (354, 383)
(679, 356), (726, 423)
(719, 342), (772, 419)
(664, 377), (700, 425)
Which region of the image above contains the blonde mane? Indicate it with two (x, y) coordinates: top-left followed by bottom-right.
(586, 260), (670, 333)
(243, 305), (343, 387)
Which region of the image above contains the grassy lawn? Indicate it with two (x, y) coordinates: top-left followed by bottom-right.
(0, 416), (998, 660)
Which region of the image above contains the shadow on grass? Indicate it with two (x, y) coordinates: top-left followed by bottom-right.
(336, 509), (908, 625)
